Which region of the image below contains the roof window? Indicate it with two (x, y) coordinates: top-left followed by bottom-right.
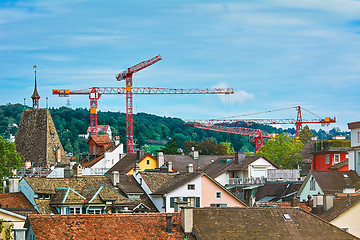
(343, 174), (349, 178)
(283, 213), (292, 221)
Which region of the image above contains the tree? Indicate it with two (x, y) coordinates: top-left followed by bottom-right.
(161, 137), (179, 154)
(0, 136), (23, 189)
(255, 133), (304, 168)
(220, 142), (235, 155)
(298, 125), (315, 144)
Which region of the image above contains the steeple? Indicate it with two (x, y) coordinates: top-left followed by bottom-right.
(31, 65), (40, 109)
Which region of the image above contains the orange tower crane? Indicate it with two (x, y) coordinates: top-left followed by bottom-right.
(188, 106), (336, 137)
(185, 122), (272, 151)
(53, 87), (234, 153)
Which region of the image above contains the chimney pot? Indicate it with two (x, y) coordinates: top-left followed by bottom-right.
(167, 161), (173, 172)
(235, 152), (246, 163)
(166, 214), (173, 233)
(186, 164), (194, 173)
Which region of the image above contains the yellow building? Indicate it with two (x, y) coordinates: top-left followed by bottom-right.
(127, 154), (158, 175)
(0, 208), (26, 239)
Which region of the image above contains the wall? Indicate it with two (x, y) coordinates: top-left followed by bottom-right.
(214, 172), (229, 186)
(248, 158), (277, 178)
(92, 144), (124, 169)
(313, 152), (348, 171)
(298, 175), (324, 202)
(127, 156), (157, 175)
(201, 176), (245, 207)
(0, 211), (26, 239)
(331, 202), (360, 238)
(350, 128), (360, 148)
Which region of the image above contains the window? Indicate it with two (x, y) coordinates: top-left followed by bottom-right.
(341, 227), (350, 232)
(51, 133), (54, 140)
(283, 214), (292, 221)
(216, 191), (222, 199)
(170, 197), (175, 208)
(88, 208), (102, 214)
(210, 203), (227, 207)
(310, 177), (316, 190)
(38, 194), (51, 200)
(69, 207), (81, 214)
(358, 132), (360, 143)
(325, 154), (330, 164)
(188, 184), (195, 190)
(334, 154), (340, 164)
(147, 160), (150, 165)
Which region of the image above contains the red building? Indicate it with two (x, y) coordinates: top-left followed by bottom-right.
(312, 140), (351, 171)
(87, 135), (114, 155)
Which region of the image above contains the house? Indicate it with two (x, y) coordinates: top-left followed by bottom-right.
(202, 153), (279, 186)
(348, 121), (360, 175)
(297, 170), (360, 202)
(0, 208), (26, 239)
(312, 139), (351, 171)
(297, 140), (315, 176)
(17, 166), (154, 214)
(0, 192), (37, 216)
(86, 124), (112, 139)
(182, 207), (358, 239)
(87, 134), (114, 156)
(25, 212), (194, 240)
(80, 142), (124, 170)
(134, 167), (246, 213)
(105, 150), (158, 175)
(316, 194), (360, 237)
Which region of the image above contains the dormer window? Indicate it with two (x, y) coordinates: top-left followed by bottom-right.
(38, 194), (51, 200)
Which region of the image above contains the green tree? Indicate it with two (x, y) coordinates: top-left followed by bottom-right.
(161, 137), (179, 154)
(255, 133), (304, 168)
(220, 142), (235, 155)
(0, 136), (23, 187)
(298, 125), (315, 144)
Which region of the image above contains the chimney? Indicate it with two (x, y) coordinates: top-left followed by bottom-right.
(166, 214), (173, 233)
(311, 194), (324, 214)
(174, 200), (189, 212)
(157, 152), (165, 168)
(181, 207), (194, 234)
(25, 161), (31, 169)
(235, 152), (246, 163)
(167, 161), (173, 172)
(323, 194), (334, 211)
(189, 147), (199, 160)
(137, 150), (145, 161)
(56, 148), (61, 163)
(9, 178), (20, 193)
(291, 196), (299, 208)
(186, 164), (194, 173)
(72, 163), (83, 179)
(114, 136), (120, 146)
(64, 166), (73, 178)
(13, 228), (27, 240)
(249, 195), (256, 207)
(111, 171), (120, 186)
(133, 163), (141, 175)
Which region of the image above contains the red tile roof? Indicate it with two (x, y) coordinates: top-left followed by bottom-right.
(0, 192), (37, 215)
(87, 134), (113, 145)
(27, 213), (194, 240)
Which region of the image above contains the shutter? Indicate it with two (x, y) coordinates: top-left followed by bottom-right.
(82, 207), (87, 214)
(66, 207), (70, 214)
(170, 197), (175, 208)
(183, 197), (188, 202)
(196, 197), (200, 207)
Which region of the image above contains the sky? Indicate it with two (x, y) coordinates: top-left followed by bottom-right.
(1, 0), (360, 131)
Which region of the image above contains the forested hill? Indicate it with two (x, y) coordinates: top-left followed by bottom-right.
(0, 104), (349, 157)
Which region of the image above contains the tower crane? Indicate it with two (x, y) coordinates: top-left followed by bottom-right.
(187, 106), (336, 137)
(53, 86), (234, 153)
(185, 122), (272, 152)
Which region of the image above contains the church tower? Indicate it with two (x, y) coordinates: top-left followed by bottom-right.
(31, 65), (40, 109)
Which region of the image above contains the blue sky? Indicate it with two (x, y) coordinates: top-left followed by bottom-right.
(1, 0), (360, 131)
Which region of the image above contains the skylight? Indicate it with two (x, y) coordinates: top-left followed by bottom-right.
(283, 214), (292, 221)
(343, 174), (349, 178)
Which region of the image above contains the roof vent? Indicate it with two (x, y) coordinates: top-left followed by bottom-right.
(343, 174), (349, 178)
(283, 214), (292, 221)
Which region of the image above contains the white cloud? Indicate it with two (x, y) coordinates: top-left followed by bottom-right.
(212, 82), (255, 105)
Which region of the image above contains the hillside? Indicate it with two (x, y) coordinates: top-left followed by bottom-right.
(0, 104), (349, 158)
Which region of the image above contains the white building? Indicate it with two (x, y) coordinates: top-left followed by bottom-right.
(348, 121), (360, 175)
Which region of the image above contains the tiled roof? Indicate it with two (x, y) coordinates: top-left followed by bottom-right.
(255, 182), (302, 202)
(117, 175), (144, 194)
(310, 170), (360, 194)
(0, 192), (37, 215)
(26, 213), (194, 240)
(87, 134), (113, 145)
(317, 195), (360, 222)
(192, 208), (358, 240)
(140, 172), (202, 194)
(106, 153), (156, 174)
(163, 154), (230, 172)
(328, 159), (349, 170)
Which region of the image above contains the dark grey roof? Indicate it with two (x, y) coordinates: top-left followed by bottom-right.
(140, 172), (202, 195)
(163, 155), (230, 172)
(255, 182), (302, 202)
(328, 159), (349, 170)
(317, 195), (360, 222)
(311, 171), (360, 194)
(106, 154), (138, 174)
(117, 175), (144, 194)
(193, 208), (358, 240)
